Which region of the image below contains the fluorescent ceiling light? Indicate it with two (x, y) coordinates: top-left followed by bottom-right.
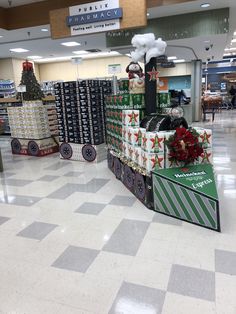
(27, 56), (42, 59)
(72, 50), (89, 55)
(224, 53), (232, 56)
(231, 39), (236, 43)
(234, 31), (236, 36)
(35, 56), (73, 63)
(61, 41), (81, 47)
(41, 28), (48, 32)
(204, 40), (210, 43)
(125, 53), (131, 57)
(0, 35), (3, 38)
(225, 47), (236, 51)
(10, 48), (29, 53)
(201, 3), (210, 8)
(173, 59), (185, 63)
(168, 56), (177, 60)
(35, 51), (121, 63)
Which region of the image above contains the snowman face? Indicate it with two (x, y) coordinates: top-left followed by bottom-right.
(129, 63), (140, 72)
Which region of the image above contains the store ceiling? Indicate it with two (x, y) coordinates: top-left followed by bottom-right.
(0, 0), (43, 7)
(0, 0), (235, 63)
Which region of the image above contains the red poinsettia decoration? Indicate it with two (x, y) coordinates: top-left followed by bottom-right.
(165, 127), (203, 165)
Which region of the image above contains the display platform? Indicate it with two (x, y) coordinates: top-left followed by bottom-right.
(108, 150), (153, 209)
(60, 142), (106, 163)
(11, 137), (59, 157)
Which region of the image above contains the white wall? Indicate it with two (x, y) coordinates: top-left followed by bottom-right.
(158, 62), (192, 77)
(38, 56), (142, 81)
(0, 58), (14, 81)
(38, 57), (191, 82)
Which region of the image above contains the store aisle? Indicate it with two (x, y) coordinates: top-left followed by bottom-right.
(0, 111), (236, 314)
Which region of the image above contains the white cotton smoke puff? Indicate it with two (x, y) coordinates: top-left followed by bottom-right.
(130, 33), (167, 64)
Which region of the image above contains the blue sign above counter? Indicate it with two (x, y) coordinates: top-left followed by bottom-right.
(67, 8), (123, 27)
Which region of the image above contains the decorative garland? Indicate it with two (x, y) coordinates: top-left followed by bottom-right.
(165, 127), (203, 165)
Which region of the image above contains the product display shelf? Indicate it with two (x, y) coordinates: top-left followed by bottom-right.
(0, 99), (21, 135)
(54, 79), (112, 162)
(0, 80), (16, 98)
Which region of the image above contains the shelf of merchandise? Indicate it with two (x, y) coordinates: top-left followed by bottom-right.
(0, 98), (20, 135)
(0, 80), (16, 98)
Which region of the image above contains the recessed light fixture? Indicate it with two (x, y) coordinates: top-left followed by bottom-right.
(41, 28), (48, 32)
(173, 59), (186, 63)
(10, 48), (29, 53)
(61, 42), (81, 47)
(147, 13), (150, 16)
(201, 3), (210, 8)
(0, 35), (3, 38)
(168, 56), (177, 60)
(27, 56), (42, 59)
(204, 40), (210, 43)
(72, 50), (89, 55)
(225, 47), (236, 51)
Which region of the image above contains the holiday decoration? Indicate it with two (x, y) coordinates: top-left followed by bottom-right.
(147, 67), (159, 81)
(17, 61), (44, 101)
(126, 62), (144, 79)
(131, 33), (167, 64)
(165, 128), (203, 166)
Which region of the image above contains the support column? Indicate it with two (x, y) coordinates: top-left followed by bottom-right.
(145, 57), (157, 114)
(191, 59), (202, 122)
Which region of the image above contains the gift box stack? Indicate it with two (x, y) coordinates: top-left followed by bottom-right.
(46, 103), (59, 137)
(194, 127), (213, 165)
(54, 80), (111, 162)
(106, 79), (145, 154)
(122, 109), (165, 173)
(8, 101), (59, 156)
(8, 102), (50, 139)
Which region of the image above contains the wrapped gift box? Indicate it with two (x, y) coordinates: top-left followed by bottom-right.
(133, 147), (142, 166)
(141, 150), (165, 172)
(141, 132), (165, 153)
(127, 127), (139, 146)
(122, 110), (139, 127)
(198, 149), (213, 165)
(194, 127), (212, 148)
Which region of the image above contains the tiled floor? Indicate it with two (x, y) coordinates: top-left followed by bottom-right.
(0, 111), (236, 313)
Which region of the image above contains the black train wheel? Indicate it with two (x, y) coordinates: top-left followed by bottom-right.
(28, 141), (39, 156)
(82, 145), (97, 162)
(114, 157), (122, 180)
(134, 172), (146, 202)
(60, 143), (73, 159)
(124, 165), (134, 191)
(11, 138), (21, 154)
(107, 150), (114, 170)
